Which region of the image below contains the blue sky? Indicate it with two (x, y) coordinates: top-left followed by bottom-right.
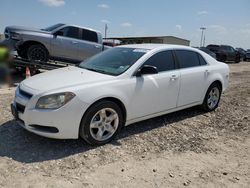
(1, 0), (250, 48)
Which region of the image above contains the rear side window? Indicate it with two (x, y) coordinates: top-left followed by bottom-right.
(175, 50), (200, 68)
(82, 29), (98, 43)
(198, 54), (207, 65)
(61, 27), (80, 39)
(143, 50), (175, 72)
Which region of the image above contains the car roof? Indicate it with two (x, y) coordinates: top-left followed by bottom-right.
(118, 43), (219, 66)
(118, 43), (195, 51)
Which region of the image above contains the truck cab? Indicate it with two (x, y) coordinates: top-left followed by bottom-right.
(3, 23), (107, 63)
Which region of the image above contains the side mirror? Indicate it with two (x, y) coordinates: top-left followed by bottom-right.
(136, 65), (158, 77)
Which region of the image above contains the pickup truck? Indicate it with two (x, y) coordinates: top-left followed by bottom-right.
(3, 23), (109, 63)
(206, 44), (240, 63)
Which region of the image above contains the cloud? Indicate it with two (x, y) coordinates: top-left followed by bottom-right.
(98, 4), (109, 9)
(197, 10), (208, 15)
(176, 24), (182, 31)
(208, 25), (227, 35)
(101, 19), (111, 24)
(39, 0), (65, 7)
(120, 22), (132, 27)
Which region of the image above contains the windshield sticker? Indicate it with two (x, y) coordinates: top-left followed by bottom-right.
(133, 49), (149, 53)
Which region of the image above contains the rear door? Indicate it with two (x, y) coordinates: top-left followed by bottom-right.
(175, 50), (209, 107)
(78, 29), (102, 61)
(51, 26), (80, 61)
(129, 50), (180, 119)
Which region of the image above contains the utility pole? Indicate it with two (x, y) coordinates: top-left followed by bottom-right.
(104, 24), (108, 39)
(200, 27), (206, 47)
(203, 35), (206, 47)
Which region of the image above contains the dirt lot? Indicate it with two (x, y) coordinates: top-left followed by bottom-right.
(0, 62), (249, 188)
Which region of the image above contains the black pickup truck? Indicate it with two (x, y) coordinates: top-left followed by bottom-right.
(206, 44), (240, 63)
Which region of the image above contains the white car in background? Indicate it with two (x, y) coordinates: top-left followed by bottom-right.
(11, 44), (230, 145)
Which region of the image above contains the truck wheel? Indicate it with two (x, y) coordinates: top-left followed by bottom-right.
(27, 44), (49, 62)
(235, 57), (240, 63)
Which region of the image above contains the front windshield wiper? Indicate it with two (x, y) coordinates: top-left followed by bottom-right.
(83, 67), (115, 76)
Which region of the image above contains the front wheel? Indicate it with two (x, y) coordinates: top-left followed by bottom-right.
(79, 100), (124, 145)
(201, 83), (222, 112)
(235, 56), (240, 63)
(27, 44), (49, 62)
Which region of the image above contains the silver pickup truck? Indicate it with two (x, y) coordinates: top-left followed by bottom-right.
(3, 23), (109, 63)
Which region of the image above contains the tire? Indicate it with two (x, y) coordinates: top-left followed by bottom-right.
(235, 56), (240, 63)
(27, 44), (49, 62)
(79, 100), (124, 145)
(201, 83), (222, 112)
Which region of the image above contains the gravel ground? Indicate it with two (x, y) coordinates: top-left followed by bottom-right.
(0, 62), (249, 188)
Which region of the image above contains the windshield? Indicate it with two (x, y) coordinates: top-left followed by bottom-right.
(79, 47), (148, 76)
(42, 23), (64, 31)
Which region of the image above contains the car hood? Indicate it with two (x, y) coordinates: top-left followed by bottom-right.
(20, 66), (115, 94)
(5, 26), (50, 34)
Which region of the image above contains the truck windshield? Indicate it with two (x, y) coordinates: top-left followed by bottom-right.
(42, 23), (64, 31)
(79, 47), (148, 76)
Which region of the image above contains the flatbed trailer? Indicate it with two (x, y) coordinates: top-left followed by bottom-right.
(11, 56), (77, 74)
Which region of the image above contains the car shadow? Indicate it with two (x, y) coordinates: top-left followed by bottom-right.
(0, 106), (205, 163)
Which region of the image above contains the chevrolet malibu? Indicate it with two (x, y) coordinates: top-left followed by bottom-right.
(11, 44), (230, 145)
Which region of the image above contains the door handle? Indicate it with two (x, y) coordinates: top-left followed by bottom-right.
(170, 75), (178, 81)
(205, 70), (210, 75)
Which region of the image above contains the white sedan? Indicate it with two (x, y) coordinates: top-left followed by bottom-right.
(11, 44), (230, 145)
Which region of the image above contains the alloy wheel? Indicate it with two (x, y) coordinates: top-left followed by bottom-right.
(89, 108), (119, 141)
(207, 87), (220, 109)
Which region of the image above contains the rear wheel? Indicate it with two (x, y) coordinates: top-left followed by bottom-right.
(27, 44), (49, 62)
(79, 100), (124, 145)
(202, 83), (222, 112)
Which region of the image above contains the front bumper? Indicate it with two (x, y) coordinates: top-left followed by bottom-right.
(0, 39), (19, 51)
(11, 87), (90, 139)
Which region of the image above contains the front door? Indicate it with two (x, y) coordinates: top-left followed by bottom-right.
(128, 50), (180, 120)
(51, 26), (80, 61)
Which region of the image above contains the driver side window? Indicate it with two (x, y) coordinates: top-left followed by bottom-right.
(143, 50), (176, 72)
(57, 26), (80, 40)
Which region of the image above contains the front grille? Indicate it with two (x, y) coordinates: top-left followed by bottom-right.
(19, 89), (33, 99)
(16, 103), (25, 113)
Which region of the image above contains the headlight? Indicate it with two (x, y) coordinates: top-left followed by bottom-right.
(10, 32), (21, 40)
(36, 92), (75, 109)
